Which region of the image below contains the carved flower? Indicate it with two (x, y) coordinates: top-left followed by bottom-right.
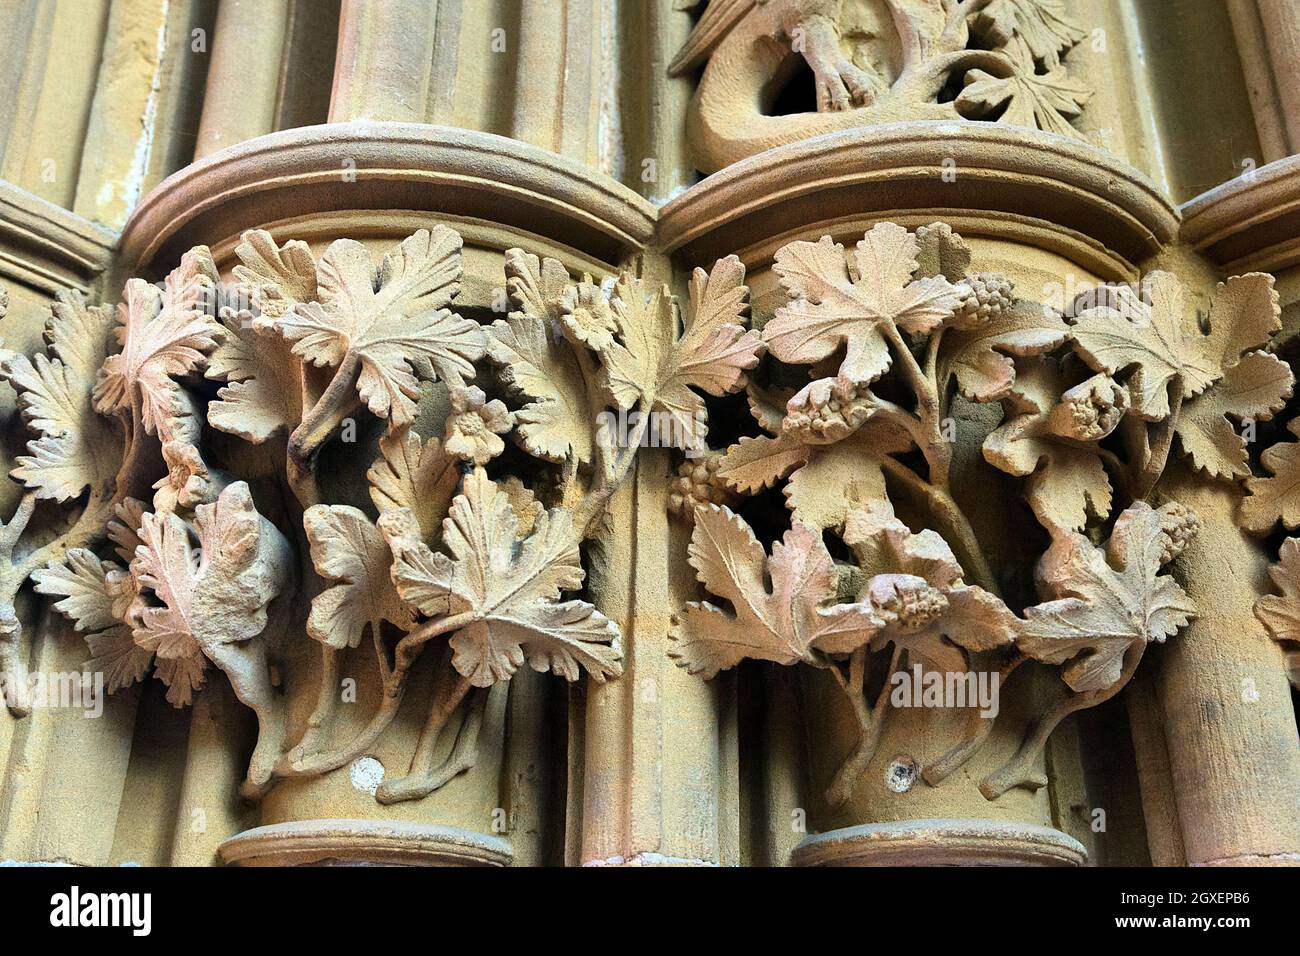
(782, 377), (874, 445)
(444, 386), (514, 465)
(559, 280), (616, 351)
(1045, 372), (1128, 442)
(152, 440), (219, 512)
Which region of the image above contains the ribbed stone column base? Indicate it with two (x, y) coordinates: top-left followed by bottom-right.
(218, 820), (513, 867)
(791, 819), (1087, 867)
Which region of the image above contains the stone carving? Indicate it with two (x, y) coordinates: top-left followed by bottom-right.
(670, 221), (1288, 804)
(0, 224), (774, 807)
(1255, 539), (1300, 689)
(671, 0), (1091, 171)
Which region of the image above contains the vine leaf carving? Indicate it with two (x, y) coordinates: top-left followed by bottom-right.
(379, 468), (622, 686)
(1242, 418), (1300, 532)
(1072, 272), (1279, 420)
(275, 228), (486, 428)
(955, 67), (1090, 139)
(668, 505), (882, 678)
(716, 418), (912, 530)
(93, 248), (222, 441)
(131, 481), (290, 706)
(938, 298), (1070, 402)
(0, 341), (120, 502)
(984, 359), (1121, 533)
(366, 428), (460, 542)
(1019, 502), (1196, 692)
(303, 505), (415, 650)
(206, 310), (302, 444)
(602, 256), (761, 451)
(1176, 350), (1293, 480)
(1255, 539), (1300, 686)
(488, 249), (596, 464)
(762, 224), (962, 386)
(843, 505), (1018, 671)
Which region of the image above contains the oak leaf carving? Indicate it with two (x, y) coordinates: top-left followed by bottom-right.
(762, 224), (962, 386)
(669, 505), (882, 677)
(378, 468), (622, 686)
(1018, 502), (1196, 692)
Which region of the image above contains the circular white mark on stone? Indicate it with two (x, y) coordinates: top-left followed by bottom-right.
(349, 756), (385, 795)
(885, 755), (918, 793)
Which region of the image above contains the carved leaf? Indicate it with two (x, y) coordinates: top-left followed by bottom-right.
(379, 468), (622, 686)
(956, 68), (1090, 138)
(1242, 417), (1300, 533)
(303, 505), (415, 650)
(973, 0), (1086, 68)
(366, 429), (460, 541)
(32, 549), (121, 633)
(670, 506), (882, 677)
(843, 505), (1018, 669)
(231, 229), (318, 320)
(1019, 502), (1196, 692)
(938, 298), (1070, 402)
(86, 626), (155, 694)
(1072, 272), (1279, 421)
(984, 358), (1115, 533)
(1256, 537), (1300, 646)
(762, 225), (962, 386)
(1176, 350), (1293, 479)
(275, 229), (486, 428)
(716, 419), (911, 529)
(131, 482), (289, 705)
(0, 348), (120, 502)
(206, 310), (302, 444)
(489, 308), (595, 465)
(93, 248), (222, 440)
(47, 290), (118, 384)
(602, 257), (761, 451)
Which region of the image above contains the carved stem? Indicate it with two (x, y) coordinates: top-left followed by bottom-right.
(923, 652), (1028, 785)
(280, 683), (408, 778)
(287, 351), (362, 506)
(980, 642), (1146, 799)
(881, 457), (1000, 596)
(573, 400), (651, 536)
(883, 322), (951, 488)
(825, 644), (902, 805)
(375, 676), (480, 805)
(388, 610), (477, 692)
(1133, 384), (1184, 500)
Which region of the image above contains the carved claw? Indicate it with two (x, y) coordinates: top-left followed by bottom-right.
(797, 14), (888, 112)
